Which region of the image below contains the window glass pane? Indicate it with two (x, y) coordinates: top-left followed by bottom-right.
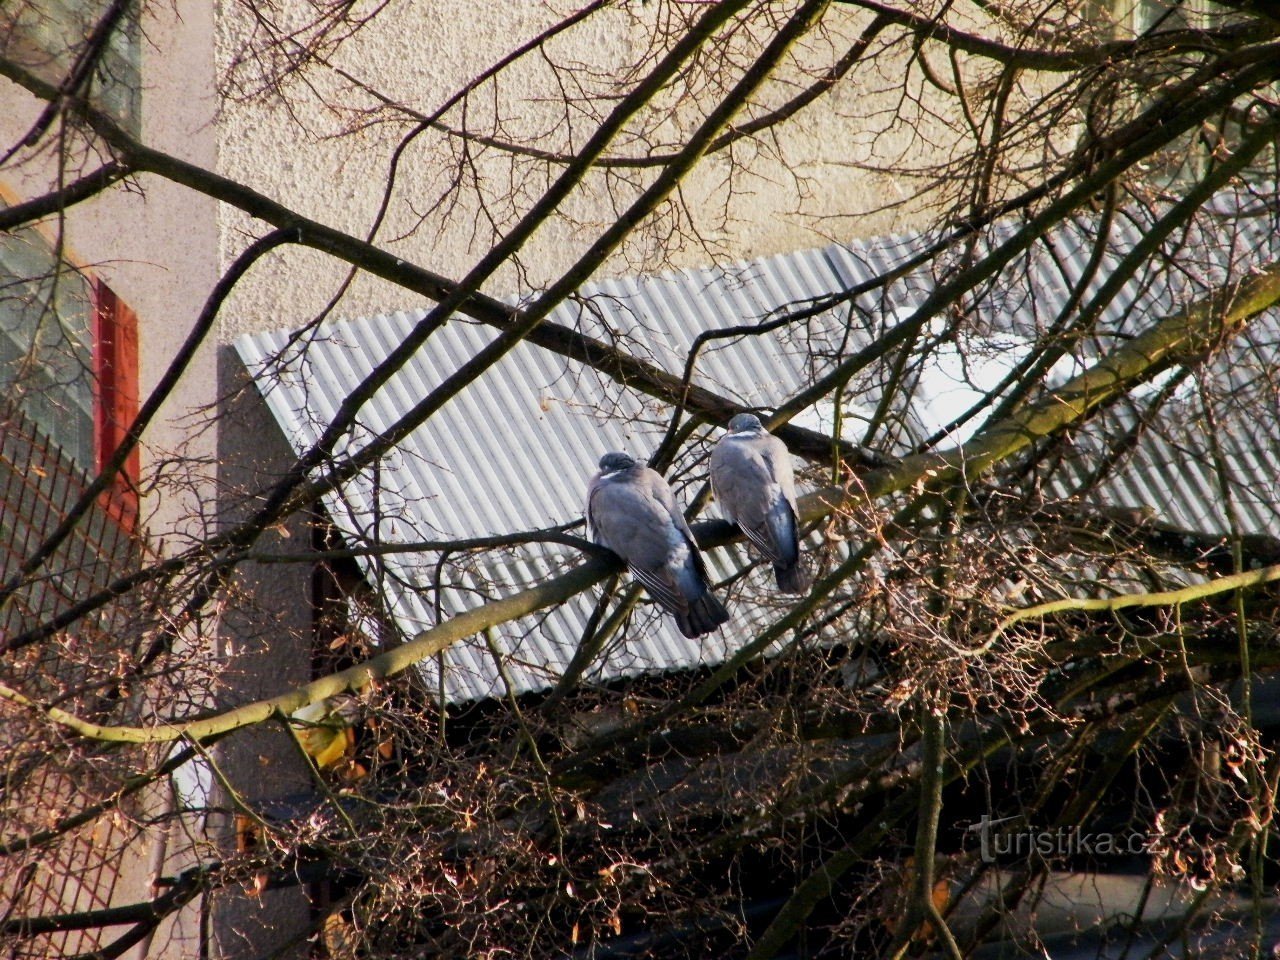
(1089, 1), (1276, 186)
(0, 0), (141, 132)
(0, 225), (95, 470)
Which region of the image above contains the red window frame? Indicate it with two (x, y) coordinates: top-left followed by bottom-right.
(91, 279), (140, 530)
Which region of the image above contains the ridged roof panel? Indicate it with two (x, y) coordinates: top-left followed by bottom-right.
(237, 200), (1280, 701)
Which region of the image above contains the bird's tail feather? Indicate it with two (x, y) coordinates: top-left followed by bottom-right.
(676, 590), (731, 638)
(774, 562), (811, 594)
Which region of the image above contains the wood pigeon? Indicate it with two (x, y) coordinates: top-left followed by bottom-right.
(710, 413), (810, 593)
(585, 452), (731, 638)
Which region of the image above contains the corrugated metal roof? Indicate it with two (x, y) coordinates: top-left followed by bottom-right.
(236, 198), (1280, 702)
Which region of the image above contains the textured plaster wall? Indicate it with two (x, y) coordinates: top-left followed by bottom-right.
(0, 5), (221, 958)
(1, 3), (314, 956)
(212, 1), (952, 341)
(0, 2), (221, 548)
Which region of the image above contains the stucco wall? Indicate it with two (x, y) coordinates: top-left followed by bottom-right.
(211, 1), (953, 341)
(0, 1), (221, 546)
(0, 4), (314, 956)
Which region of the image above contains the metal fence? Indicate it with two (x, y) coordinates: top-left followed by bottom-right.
(0, 399), (144, 957)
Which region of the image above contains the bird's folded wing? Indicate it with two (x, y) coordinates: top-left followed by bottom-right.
(629, 564), (688, 614)
(740, 517), (785, 564)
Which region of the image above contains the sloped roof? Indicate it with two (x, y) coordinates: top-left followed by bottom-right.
(237, 199), (1280, 702)
(236, 241), (910, 702)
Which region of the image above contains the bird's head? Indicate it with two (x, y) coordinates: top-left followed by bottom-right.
(727, 412), (764, 434)
(597, 451), (638, 475)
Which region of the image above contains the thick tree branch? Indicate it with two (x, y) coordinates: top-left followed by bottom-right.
(773, 48), (1280, 429)
(0, 162), (132, 229)
(835, 0), (1277, 70)
(994, 562), (1280, 636)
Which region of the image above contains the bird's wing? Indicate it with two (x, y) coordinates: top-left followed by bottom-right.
(586, 473), (630, 547)
(585, 474), (602, 543)
(709, 441), (737, 523)
(764, 432), (800, 511)
(628, 563), (688, 615)
(761, 495), (800, 568)
(712, 435), (789, 563)
(643, 466), (716, 586)
(589, 475), (691, 613)
(637, 465), (679, 516)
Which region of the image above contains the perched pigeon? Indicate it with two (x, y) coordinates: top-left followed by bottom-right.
(710, 413), (810, 593)
(586, 452), (730, 638)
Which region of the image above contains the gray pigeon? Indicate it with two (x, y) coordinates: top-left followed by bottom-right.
(710, 413), (810, 593)
(585, 452), (730, 638)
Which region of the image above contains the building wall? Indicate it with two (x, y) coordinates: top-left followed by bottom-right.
(0, 1), (221, 545)
(210, 1), (952, 337)
(0, 3), (313, 957)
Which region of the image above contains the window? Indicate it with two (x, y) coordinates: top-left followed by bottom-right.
(0, 217), (140, 526)
(0, 224), (95, 468)
(1093, 0), (1215, 36)
(91, 277), (139, 524)
(0, 0), (141, 131)
(1091, 1), (1277, 186)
